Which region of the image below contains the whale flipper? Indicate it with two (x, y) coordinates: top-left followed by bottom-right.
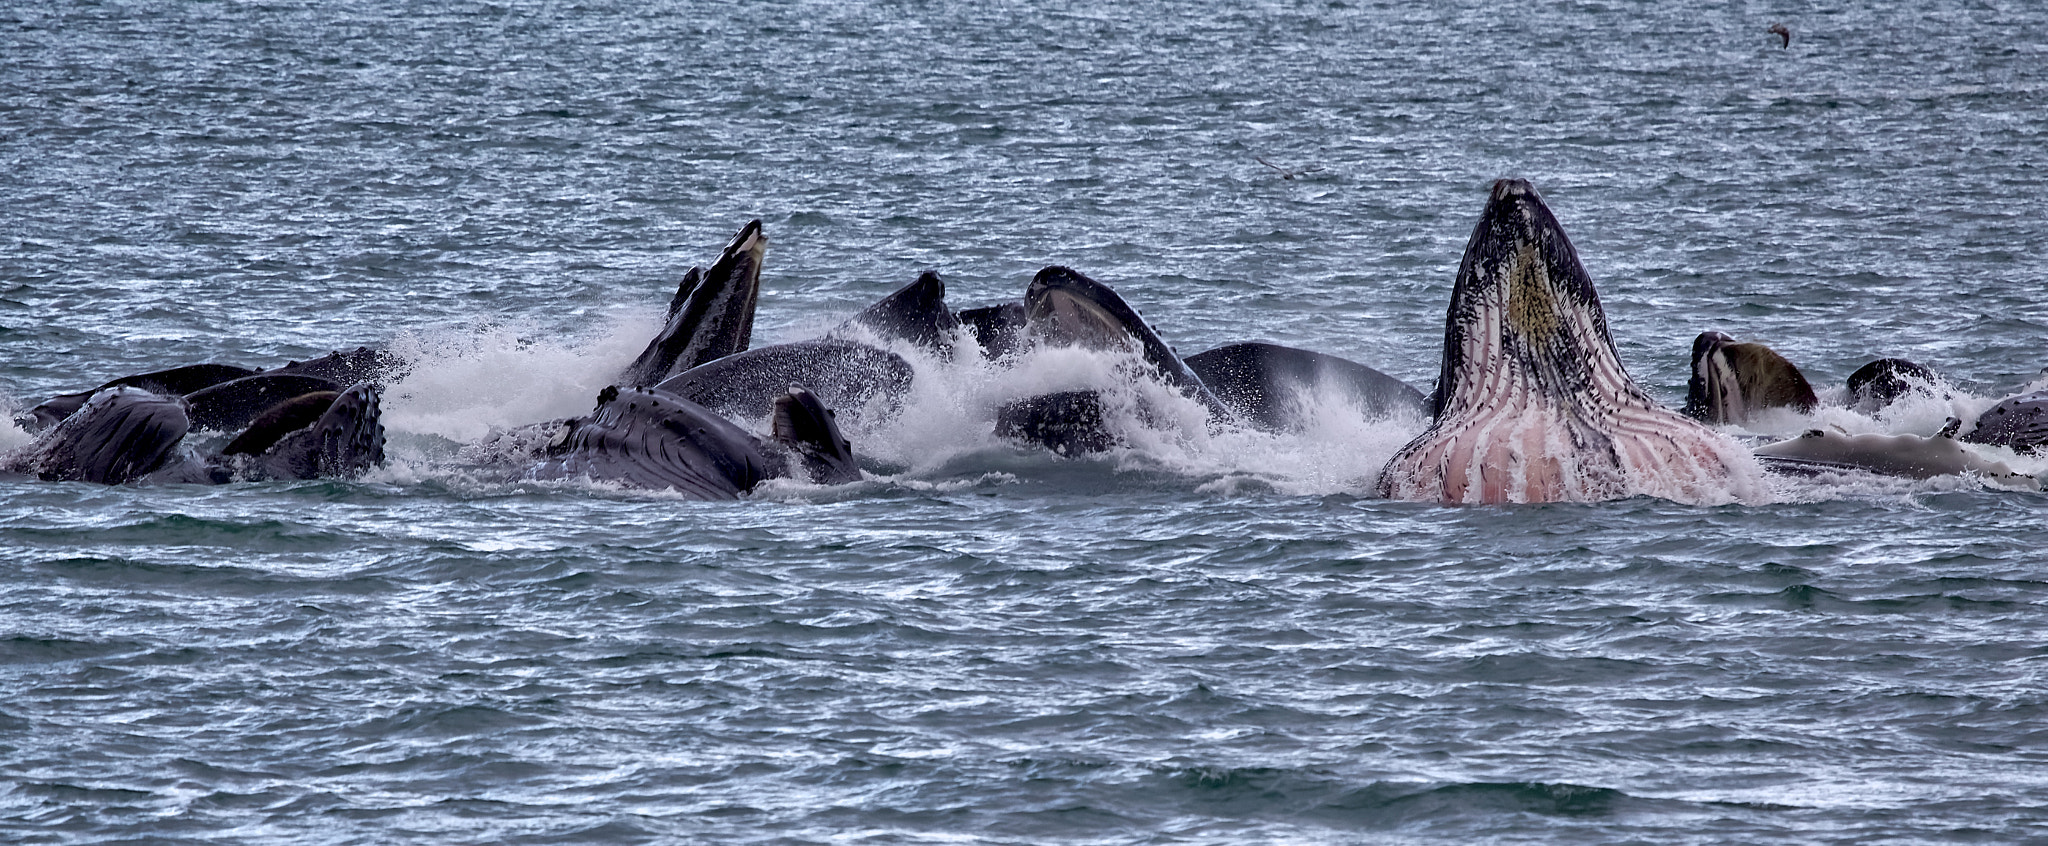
(1377, 179), (1758, 505)
(770, 388), (860, 485)
(619, 220), (766, 388)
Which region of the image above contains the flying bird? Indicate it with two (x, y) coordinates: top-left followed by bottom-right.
(1769, 23), (1790, 48)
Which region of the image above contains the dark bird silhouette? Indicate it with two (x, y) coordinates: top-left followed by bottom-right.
(1769, 23), (1790, 48)
(1254, 156), (1324, 180)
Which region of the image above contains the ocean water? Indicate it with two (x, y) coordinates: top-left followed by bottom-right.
(3, 1), (2047, 843)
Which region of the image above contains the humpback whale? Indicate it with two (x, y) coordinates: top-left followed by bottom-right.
(1845, 357), (1947, 414)
(1376, 179), (1762, 505)
(5, 382), (386, 485)
(1961, 390), (2048, 454)
(186, 373), (348, 432)
(267, 346), (407, 390)
(24, 363), (259, 431)
(1185, 341), (1427, 432)
(991, 266), (1245, 454)
(215, 384), (387, 481)
(20, 344), (404, 437)
(10, 387), (194, 484)
(1682, 331), (1818, 425)
(1023, 267), (1230, 416)
(529, 385), (857, 498)
(957, 302), (1028, 362)
(1755, 426), (2038, 489)
(618, 220), (766, 388)
(652, 339), (914, 428)
(993, 390), (1125, 456)
(832, 270), (961, 357)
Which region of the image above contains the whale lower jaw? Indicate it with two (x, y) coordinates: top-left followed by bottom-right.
(1377, 376), (1759, 505)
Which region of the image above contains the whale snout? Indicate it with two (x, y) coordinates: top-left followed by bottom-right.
(1490, 178), (1536, 201)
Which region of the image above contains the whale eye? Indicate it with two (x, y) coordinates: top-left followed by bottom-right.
(1802, 429), (1826, 438)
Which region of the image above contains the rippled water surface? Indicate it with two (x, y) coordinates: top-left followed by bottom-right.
(3, 1), (2046, 843)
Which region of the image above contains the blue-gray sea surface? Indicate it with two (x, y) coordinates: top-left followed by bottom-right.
(3, 1), (2046, 843)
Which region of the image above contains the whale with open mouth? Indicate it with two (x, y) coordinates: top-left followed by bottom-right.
(616, 219), (767, 389)
(1375, 179), (1765, 505)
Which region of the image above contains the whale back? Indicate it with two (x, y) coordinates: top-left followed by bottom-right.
(1757, 428), (2037, 488)
(1186, 341), (1427, 432)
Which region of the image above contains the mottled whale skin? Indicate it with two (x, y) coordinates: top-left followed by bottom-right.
(1376, 179), (1762, 505)
(653, 339), (914, 428)
(1961, 389), (2048, 454)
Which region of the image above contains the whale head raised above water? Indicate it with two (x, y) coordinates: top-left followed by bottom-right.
(1375, 179), (1764, 505)
(618, 220), (767, 389)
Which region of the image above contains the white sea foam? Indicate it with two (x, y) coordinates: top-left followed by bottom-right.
(379, 310), (662, 444)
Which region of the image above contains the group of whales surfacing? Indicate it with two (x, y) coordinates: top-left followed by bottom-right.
(9, 179), (2044, 502)
(4, 347), (397, 484)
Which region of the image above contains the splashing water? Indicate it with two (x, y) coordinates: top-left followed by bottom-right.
(380, 310), (664, 444)
(360, 307), (1440, 497)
